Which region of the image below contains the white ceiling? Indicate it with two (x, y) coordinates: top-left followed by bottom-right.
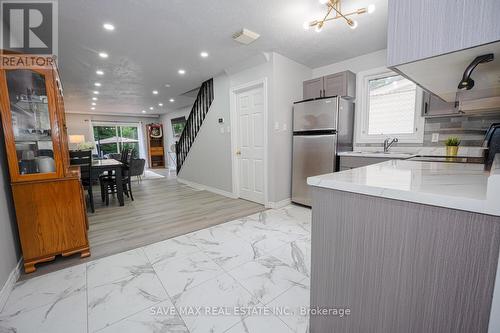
(58, 0), (387, 115)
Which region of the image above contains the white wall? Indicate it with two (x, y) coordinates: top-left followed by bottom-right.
(0, 127), (21, 297)
(269, 53), (312, 203)
(178, 74), (233, 193)
(160, 107), (191, 169)
(312, 49), (387, 78)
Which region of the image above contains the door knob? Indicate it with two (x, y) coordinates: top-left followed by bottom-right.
(236, 150), (241, 156)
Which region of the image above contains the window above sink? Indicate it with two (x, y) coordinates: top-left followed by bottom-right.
(355, 67), (425, 144)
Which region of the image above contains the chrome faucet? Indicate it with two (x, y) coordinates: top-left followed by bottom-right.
(383, 137), (398, 152)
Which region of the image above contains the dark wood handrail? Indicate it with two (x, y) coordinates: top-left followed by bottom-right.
(176, 78), (214, 172)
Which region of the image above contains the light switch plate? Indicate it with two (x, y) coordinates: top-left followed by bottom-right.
(431, 133), (439, 142)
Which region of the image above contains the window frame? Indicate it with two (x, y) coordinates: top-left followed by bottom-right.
(355, 67), (425, 144)
(91, 121), (142, 157)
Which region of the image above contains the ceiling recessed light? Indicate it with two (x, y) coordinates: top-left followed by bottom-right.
(93, 91), (99, 95)
(103, 23), (115, 31)
(142, 110), (146, 113)
(98, 52), (109, 58)
(169, 98), (175, 102)
(200, 51), (209, 58)
(94, 82), (101, 87)
(92, 97), (98, 101)
(149, 106), (154, 110)
(178, 69), (186, 75)
(91, 102), (96, 106)
(165, 84), (171, 88)
(152, 90), (158, 95)
(158, 103), (163, 107)
(96, 70), (104, 75)
(91, 107), (96, 110)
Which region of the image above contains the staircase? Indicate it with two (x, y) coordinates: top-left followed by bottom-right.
(176, 78), (214, 172)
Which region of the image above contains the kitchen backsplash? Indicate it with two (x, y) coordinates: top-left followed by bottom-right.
(423, 113), (500, 146)
(357, 112), (500, 148)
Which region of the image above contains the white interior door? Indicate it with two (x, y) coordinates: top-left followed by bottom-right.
(236, 86), (265, 204)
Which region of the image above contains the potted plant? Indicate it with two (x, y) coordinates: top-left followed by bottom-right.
(445, 136), (461, 157)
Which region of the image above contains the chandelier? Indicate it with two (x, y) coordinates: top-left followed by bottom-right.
(304, 0), (375, 32)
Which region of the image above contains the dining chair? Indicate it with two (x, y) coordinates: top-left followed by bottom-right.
(121, 148), (134, 164)
(69, 150), (94, 213)
(106, 153), (121, 160)
(125, 158), (146, 200)
(99, 149), (136, 205)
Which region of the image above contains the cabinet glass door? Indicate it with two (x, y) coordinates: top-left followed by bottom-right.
(6, 69), (56, 175)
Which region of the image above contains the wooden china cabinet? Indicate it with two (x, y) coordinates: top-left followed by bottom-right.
(147, 123), (165, 168)
(0, 54), (90, 273)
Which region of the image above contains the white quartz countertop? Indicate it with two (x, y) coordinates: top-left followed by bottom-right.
(308, 155), (500, 216)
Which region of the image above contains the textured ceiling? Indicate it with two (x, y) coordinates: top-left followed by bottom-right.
(58, 0), (387, 115)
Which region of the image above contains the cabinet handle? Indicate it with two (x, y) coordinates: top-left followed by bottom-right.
(424, 102), (429, 114)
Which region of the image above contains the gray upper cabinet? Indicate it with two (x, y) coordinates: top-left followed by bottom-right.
(303, 71), (355, 100)
(303, 77), (324, 100)
(422, 91), (459, 117)
(387, 0), (500, 67)
(324, 71), (356, 98)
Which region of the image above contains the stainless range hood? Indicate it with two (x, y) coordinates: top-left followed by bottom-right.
(394, 41), (500, 112)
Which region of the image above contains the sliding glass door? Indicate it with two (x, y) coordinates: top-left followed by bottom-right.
(93, 124), (140, 158)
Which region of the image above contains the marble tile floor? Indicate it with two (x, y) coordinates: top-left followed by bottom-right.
(0, 205), (312, 333)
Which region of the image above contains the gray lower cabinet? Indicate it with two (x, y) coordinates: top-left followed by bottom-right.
(387, 0), (500, 67)
(422, 91), (459, 117)
(303, 71), (355, 100)
(339, 156), (393, 170)
(310, 187), (500, 333)
(303, 77), (324, 100)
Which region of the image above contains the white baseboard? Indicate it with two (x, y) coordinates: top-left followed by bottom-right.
(0, 258), (22, 312)
(265, 198), (292, 209)
(177, 178), (237, 199)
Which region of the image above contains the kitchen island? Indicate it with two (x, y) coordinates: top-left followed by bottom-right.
(307, 155), (500, 333)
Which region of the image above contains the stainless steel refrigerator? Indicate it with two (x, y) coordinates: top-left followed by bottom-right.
(292, 96), (354, 206)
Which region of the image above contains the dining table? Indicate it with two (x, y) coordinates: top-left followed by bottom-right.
(91, 159), (125, 206)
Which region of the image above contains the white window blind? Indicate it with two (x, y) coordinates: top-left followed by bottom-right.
(367, 75), (417, 135)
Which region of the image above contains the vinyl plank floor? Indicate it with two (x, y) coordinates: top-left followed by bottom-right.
(20, 169), (266, 279)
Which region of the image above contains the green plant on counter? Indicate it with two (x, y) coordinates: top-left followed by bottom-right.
(444, 136), (461, 147)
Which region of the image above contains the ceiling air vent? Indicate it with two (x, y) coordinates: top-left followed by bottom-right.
(232, 29), (260, 45)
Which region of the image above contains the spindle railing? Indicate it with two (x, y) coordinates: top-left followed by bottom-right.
(176, 78), (214, 172)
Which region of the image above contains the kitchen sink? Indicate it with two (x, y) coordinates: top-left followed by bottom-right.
(348, 151), (416, 158)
